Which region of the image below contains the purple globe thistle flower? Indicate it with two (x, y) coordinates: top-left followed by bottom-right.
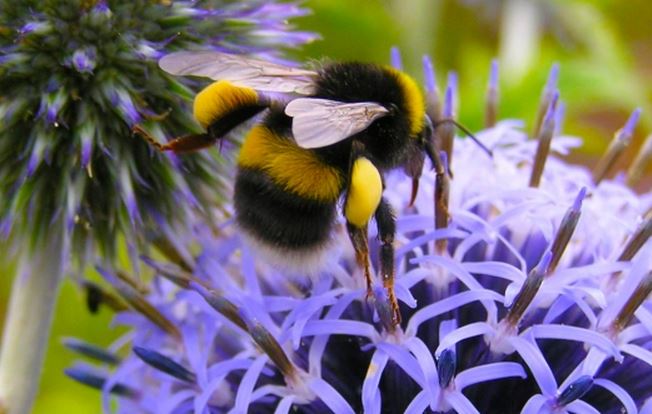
(0, 2), (315, 413)
(66, 58), (652, 413)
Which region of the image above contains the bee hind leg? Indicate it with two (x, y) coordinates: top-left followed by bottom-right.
(375, 197), (400, 327)
(133, 124), (216, 153)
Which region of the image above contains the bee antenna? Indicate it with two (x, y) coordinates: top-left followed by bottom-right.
(435, 119), (493, 157)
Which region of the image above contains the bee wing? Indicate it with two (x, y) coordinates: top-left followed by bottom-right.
(285, 98), (390, 149)
(159, 51), (318, 94)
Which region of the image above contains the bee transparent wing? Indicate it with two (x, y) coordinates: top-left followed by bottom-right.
(285, 98), (390, 149)
(159, 51), (318, 94)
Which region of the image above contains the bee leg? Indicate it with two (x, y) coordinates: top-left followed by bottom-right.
(346, 222), (374, 299)
(375, 197), (400, 326)
(158, 133), (217, 153)
(133, 124), (215, 153)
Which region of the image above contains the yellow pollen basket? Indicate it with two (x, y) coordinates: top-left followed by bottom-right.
(345, 157), (383, 227)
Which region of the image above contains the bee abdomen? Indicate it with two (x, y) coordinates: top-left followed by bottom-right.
(238, 124), (344, 201)
(193, 80), (266, 136)
(234, 167), (337, 250)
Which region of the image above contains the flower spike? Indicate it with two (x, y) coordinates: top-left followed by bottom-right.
(593, 108), (642, 184)
(485, 59), (500, 128)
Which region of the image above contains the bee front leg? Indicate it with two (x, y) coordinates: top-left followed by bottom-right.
(375, 198), (400, 326)
(133, 124), (216, 153)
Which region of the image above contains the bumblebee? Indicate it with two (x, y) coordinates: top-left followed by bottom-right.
(140, 51), (453, 327)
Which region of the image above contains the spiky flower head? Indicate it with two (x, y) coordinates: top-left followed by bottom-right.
(66, 57), (652, 412)
(0, 0), (316, 262)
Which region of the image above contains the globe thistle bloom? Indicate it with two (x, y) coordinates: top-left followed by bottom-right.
(66, 57), (652, 413)
(0, 2), (315, 413)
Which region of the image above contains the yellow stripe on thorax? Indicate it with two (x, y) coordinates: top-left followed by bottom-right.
(345, 157), (382, 227)
(238, 125), (344, 202)
(193, 81), (258, 129)
(385, 67), (425, 136)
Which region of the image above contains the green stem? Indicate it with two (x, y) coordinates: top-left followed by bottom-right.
(0, 232), (65, 414)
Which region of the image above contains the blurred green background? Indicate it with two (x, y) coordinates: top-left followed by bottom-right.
(1, 0), (651, 412)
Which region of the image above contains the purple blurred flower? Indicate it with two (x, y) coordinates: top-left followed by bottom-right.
(0, 1), (315, 413)
(67, 61), (652, 413)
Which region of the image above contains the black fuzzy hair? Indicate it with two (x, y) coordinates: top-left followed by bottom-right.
(312, 62), (418, 170)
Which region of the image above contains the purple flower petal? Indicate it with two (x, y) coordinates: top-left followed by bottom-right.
(634, 307), (652, 336)
(509, 335), (557, 396)
(233, 355), (268, 413)
(619, 108), (642, 141)
(273, 395), (295, 414)
(541, 91), (559, 132)
(394, 281), (417, 308)
(592, 378), (637, 414)
(71, 47), (97, 73)
(307, 377), (355, 414)
(443, 86), (454, 118)
(263, 296), (301, 312)
(521, 394), (551, 414)
(390, 46), (402, 70)
(362, 350), (389, 414)
(240, 244), (263, 298)
(101, 357), (143, 413)
(455, 362), (527, 390)
(620, 344), (652, 367)
(412, 254), (498, 296)
(194, 359), (252, 411)
(619, 323), (650, 344)
(404, 337), (440, 407)
(375, 343), (425, 388)
(422, 55), (437, 94)
(396, 228), (468, 261)
(445, 390), (480, 414)
(579, 348), (609, 379)
(461, 261), (524, 282)
(545, 63), (560, 93)
(307, 291), (360, 377)
(405, 390), (429, 414)
(301, 319), (380, 342)
(159, 389), (195, 414)
(406, 290), (503, 337)
(554, 100), (566, 136)
(435, 322), (495, 357)
(180, 324), (205, 385)
(528, 324), (620, 358)
(488, 59), (499, 90)
(565, 399), (601, 414)
(249, 384), (289, 405)
(280, 291), (338, 349)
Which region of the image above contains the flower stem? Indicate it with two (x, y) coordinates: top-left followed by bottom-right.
(0, 233), (65, 414)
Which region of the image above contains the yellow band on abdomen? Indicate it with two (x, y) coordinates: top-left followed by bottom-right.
(193, 81), (258, 129)
(238, 125), (344, 202)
